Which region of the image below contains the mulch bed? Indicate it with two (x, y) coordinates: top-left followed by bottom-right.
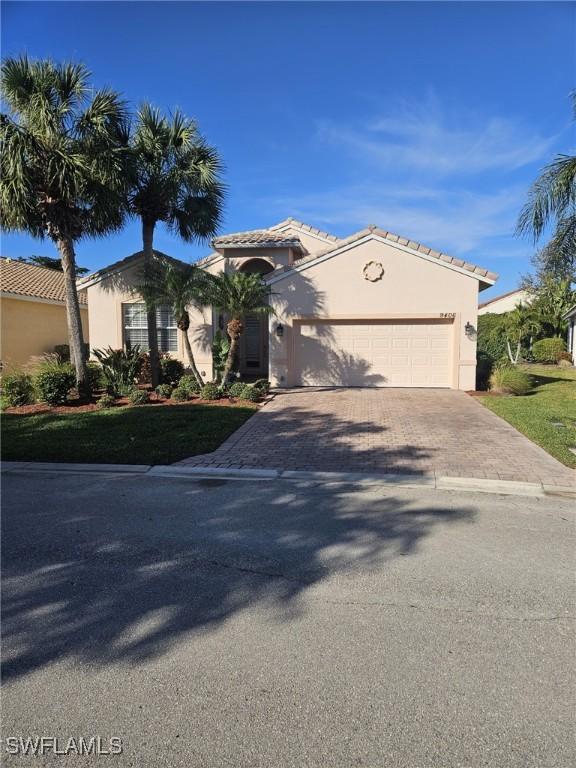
(3, 394), (260, 416)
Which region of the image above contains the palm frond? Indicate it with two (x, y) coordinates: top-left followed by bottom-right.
(517, 154), (576, 240)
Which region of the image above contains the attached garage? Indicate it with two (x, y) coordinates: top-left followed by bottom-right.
(295, 319), (453, 388)
(267, 225), (498, 391)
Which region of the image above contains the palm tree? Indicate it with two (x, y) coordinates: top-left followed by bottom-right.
(503, 303), (541, 364)
(128, 104), (224, 386)
(205, 272), (273, 388)
(140, 257), (209, 386)
(530, 275), (575, 337)
(0, 56), (128, 397)
(517, 94), (576, 276)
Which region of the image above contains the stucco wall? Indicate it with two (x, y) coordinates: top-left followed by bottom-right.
(86, 262), (214, 379)
(0, 296), (89, 371)
(478, 289), (529, 315)
(267, 237), (481, 390)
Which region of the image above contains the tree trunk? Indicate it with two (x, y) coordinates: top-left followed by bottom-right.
(506, 339), (513, 363)
(220, 318), (243, 389)
(57, 238), (89, 399)
(142, 219), (161, 387)
(179, 314), (204, 386)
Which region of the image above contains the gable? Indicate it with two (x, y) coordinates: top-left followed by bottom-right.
(267, 231), (497, 289)
(269, 237), (481, 319)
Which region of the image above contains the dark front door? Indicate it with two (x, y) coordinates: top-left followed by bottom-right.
(239, 314), (268, 378)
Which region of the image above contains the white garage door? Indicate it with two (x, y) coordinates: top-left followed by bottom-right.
(295, 319), (453, 388)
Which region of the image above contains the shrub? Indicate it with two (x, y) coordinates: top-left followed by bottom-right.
(160, 357), (184, 385)
(532, 337), (567, 364)
(137, 352), (152, 385)
(489, 366), (532, 396)
(155, 383), (173, 399)
(1, 371), (35, 407)
(200, 382), (220, 401)
(171, 386), (189, 402)
(128, 388), (150, 405)
(96, 394), (116, 409)
(252, 379), (271, 395)
(240, 385), (260, 402)
(477, 313), (509, 362)
(86, 362), (104, 392)
(228, 381), (246, 397)
(35, 361), (76, 405)
(93, 345), (143, 396)
(558, 351), (573, 364)
(212, 330), (231, 382)
(558, 358), (573, 368)
(53, 342), (89, 364)
(178, 374), (200, 396)
(475, 351), (494, 391)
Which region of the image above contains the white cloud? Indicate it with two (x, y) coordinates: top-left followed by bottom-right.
(267, 182), (531, 260)
(317, 96), (556, 176)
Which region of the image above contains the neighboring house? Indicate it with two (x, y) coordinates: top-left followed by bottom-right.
(81, 218), (497, 390)
(0, 258), (89, 371)
(564, 304), (576, 361)
(478, 288), (530, 315)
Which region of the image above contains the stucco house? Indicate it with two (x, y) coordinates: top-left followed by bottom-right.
(478, 288), (530, 315)
(81, 218), (497, 390)
(0, 258), (89, 371)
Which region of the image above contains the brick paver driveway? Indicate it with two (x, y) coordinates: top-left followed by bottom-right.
(178, 388), (575, 485)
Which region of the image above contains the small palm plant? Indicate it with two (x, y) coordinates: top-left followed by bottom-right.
(205, 272), (273, 389)
(140, 257), (209, 386)
(0, 56), (129, 397)
(128, 105), (224, 385)
(503, 303), (541, 364)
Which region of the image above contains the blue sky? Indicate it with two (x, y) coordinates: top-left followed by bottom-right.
(2, 1), (574, 298)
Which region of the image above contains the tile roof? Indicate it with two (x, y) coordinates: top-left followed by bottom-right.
(78, 250), (186, 289)
(0, 258), (87, 304)
(213, 229), (304, 250)
(269, 217), (341, 243)
(268, 225), (498, 285)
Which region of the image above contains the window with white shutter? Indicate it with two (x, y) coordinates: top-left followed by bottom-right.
(122, 303), (177, 353)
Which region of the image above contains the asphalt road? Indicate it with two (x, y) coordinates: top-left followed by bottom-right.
(1, 470), (574, 767)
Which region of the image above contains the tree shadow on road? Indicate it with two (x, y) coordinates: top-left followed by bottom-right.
(2, 472), (475, 681)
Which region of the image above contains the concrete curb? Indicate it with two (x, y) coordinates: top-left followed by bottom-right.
(2, 460), (573, 499)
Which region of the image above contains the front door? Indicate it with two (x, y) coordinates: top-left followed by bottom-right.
(239, 314), (268, 378)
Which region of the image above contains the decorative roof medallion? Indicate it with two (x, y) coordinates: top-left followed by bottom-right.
(362, 261), (385, 282)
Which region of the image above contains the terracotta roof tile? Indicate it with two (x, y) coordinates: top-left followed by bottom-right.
(1, 258), (87, 304)
(268, 225), (498, 284)
(268, 218), (341, 243)
(213, 229), (304, 249)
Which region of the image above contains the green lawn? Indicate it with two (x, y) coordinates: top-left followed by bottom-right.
(1, 403), (256, 465)
(479, 365), (576, 468)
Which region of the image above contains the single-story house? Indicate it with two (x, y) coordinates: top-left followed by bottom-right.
(564, 304), (576, 361)
(80, 218), (498, 390)
(0, 258), (89, 371)
(478, 288), (530, 315)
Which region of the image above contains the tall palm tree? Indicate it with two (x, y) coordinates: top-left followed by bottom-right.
(517, 94), (576, 276)
(0, 56), (129, 397)
(140, 257), (209, 386)
(205, 272), (273, 388)
(128, 104), (224, 386)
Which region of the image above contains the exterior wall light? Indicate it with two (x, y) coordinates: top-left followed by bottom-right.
(465, 322), (476, 339)
(275, 323), (284, 338)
